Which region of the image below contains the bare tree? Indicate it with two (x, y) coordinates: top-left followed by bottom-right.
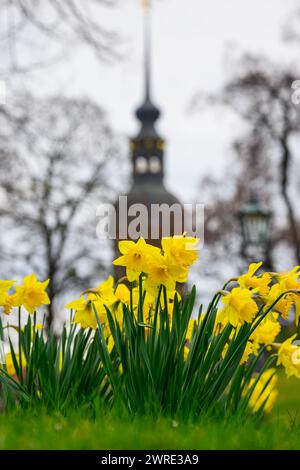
(192, 54), (300, 272)
(0, 94), (123, 327)
(0, 0), (119, 75)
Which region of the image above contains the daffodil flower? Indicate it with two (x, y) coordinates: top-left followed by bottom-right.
(14, 274), (50, 314)
(218, 287), (259, 327)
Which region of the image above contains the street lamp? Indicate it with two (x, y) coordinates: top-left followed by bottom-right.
(237, 192), (273, 269)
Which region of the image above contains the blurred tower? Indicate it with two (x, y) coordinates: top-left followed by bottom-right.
(113, 1), (181, 279)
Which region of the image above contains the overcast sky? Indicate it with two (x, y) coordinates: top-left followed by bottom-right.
(27, 0), (298, 202)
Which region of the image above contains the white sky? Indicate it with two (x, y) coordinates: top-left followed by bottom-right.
(23, 0), (298, 202)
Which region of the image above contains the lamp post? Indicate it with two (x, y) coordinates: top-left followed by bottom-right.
(237, 192), (273, 270)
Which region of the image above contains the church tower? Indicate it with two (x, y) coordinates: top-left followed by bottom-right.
(128, 1), (180, 206)
(113, 0), (181, 278)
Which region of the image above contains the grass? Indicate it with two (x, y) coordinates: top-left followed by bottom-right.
(0, 373), (300, 450)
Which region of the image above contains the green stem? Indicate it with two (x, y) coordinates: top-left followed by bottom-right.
(18, 307), (23, 385)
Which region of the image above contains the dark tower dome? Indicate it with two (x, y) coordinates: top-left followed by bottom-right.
(113, 1), (181, 278)
(135, 99), (160, 126)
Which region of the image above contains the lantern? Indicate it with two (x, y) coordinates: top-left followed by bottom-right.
(237, 193), (272, 266)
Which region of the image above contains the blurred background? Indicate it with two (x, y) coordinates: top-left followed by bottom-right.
(1, 0), (300, 327)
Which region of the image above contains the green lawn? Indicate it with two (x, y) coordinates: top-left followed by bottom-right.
(0, 375), (300, 450)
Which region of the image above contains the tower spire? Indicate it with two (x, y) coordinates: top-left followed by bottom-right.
(136, 0), (160, 129)
(131, 0), (164, 181)
(142, 0), (151, 101)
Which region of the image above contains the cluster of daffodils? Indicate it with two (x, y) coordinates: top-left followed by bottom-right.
(0, 275), (50, 316)
(66, 235), (199, 331)
(217, 262), (300, 412)
(113, 236), (198, 289)
(3, 235), (300, 415)
(218, 262), (300, 366)
(0, 275), (49, 375)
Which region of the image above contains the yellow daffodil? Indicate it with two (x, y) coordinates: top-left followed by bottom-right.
(146, 253), (188, 291)
(274, 266), (300, 291)
(240, 341), (255, 364)
(112, 283), (131, 318)
(113, 238), (159, 282)
(115, 283), (131, 305)
(86, 276), (117, 304)
(246, 369), (278, 414)
(0, 280), (15, 293)
(222, 338), (254, 364)
(238, 262), (271, 295)
(68, 277), (121, 330)
(0, 292), (16, 315)
(251, 317), (281, 349)
(66, 295), (108, 330)
(4, 352), (27, 376)
(262, 267), (300, 323)
(66, 297), (98, 329)
(218, 287), (258, 327)
(262, 284), (293, 320)
(14, 274), (50, 314)
(277, 335), (300, 379)
(161, 234), (199, 268)
(0, 280), (16, 315)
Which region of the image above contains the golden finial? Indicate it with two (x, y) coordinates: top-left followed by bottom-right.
(140, 0), (151, 9)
